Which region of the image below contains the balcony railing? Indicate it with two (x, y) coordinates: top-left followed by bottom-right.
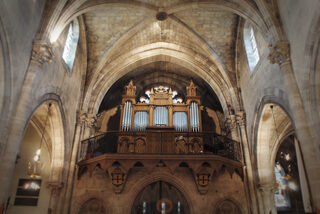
(79, 131), (241, 162)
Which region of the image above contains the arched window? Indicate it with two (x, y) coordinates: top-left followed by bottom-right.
(244, 25), (260, 72)
(62, 19), (79, 72)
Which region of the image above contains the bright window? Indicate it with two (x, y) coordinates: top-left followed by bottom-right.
(244, 26), (260, 72)
(62, 19), (79, 72)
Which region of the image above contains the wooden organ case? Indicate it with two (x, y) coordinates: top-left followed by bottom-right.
(118, 80), (204, 155)
(77, 80), (242, 195)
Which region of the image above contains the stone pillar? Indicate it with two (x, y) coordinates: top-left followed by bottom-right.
(225, 114), (239, 141)
(235, 111), (259, 213)
(258, 183), (277, 214)
(61, 110), (88, 214)
(269, 42), (320, 210)
(47, 181), (64, 214)
(294, 137), (312, 213)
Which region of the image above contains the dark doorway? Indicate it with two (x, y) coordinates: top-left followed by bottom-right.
(131, 181), (190, 214)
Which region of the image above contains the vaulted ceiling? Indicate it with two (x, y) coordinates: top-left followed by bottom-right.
(78, 1), (244, 112)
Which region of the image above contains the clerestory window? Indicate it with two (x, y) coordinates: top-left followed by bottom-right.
(62, 19), (79, 72)
(244, 25), (260, 72)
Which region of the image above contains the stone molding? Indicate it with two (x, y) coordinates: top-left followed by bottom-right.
(235, 111), (246, 127)
(77, 111), (97, 128)
(47, 181), (64, 197)
(225, 114), (237, 131)
(257, 182), (277, 193)
(31, 39), (54, 65)
(268, 42), (290, 65)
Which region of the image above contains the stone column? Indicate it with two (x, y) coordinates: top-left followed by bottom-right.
(258, 183), (277, 214)
(47, 181), (64, 214)
(225, 114), (239, 141)
(294, 137), (312, 213)
(61, 110), (88, 214)
(236, 111), (259, 213)
(269, 42), (320, 210)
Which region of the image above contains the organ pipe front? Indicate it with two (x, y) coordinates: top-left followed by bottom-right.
(118, 80), (203, 154)
(119, 80), (202, 133)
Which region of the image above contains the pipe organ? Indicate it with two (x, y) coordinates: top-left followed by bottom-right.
(118, 80), (203, 154)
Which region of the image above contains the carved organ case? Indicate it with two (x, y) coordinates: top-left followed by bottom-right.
(118, 80), (203, 154)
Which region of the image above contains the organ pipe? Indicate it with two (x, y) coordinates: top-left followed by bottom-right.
(173, 112), (188, 132)
(122, 101), (132, 131)
(153, 106), (168, 126)
(190, 102), (199, 132)
(134, 111), (149, 131)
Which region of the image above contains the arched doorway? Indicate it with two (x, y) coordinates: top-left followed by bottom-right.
(274, 135), (311, 213)
(6, 102), (65, 214)
(78, 198), (106, 214)
(215, 199), (241, 214)
(131, 181), (190, 214)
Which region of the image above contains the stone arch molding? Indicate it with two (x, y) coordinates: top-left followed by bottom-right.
(213, 198), (243, 214)
(25, 98), (66, 184)
(0, 15), (11, 146)
(127, 172), (195, 214)
(255, 102), (293, 184)
(83, 44), (239, 117)
(78, 198), (106, 214)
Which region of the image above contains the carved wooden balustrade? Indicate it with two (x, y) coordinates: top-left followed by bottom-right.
(79, 130), (241, 161)
(77, 131), (243, 194)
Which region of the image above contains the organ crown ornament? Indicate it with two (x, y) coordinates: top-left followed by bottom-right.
(125, 80), (136, 97)
(187, 80), (197, 97)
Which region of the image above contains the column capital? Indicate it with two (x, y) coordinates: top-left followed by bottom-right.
(268, 41), (290, 65)
(31, 39), (54, 65)
(77, 111), (97, 128)
(225, 114), (237, 131)
(47, 181), (63, 197)
(235, 111), (246, 127)
(258, 182), (277, 193)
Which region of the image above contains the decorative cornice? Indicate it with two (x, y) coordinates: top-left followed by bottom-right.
(268, 42), (290, 65)
(31, 40), (54, 65)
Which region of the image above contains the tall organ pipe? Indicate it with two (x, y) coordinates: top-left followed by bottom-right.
(122, 101), (132, 131)
(190, 102), (199, 132)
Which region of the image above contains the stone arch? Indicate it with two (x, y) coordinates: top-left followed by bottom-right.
(304, 10), (320, 153)
(127, 172), (195, 214)
(254, 101), (294, 214)
(0, 92), (67, 204)
(213, 198), (242, 214)
(78, 198), (106, 214)
(0, 15), (11, 146)
(84, 45), (239, 117)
